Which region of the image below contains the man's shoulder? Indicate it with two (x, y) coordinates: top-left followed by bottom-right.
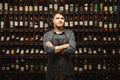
(64, 29), (73, 34)
(44, 30), (53, 34)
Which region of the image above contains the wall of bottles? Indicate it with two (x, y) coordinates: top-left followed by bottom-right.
(0, 0), (120, 80)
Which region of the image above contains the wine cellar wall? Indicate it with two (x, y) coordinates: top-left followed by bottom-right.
(0, 0), (120, 80)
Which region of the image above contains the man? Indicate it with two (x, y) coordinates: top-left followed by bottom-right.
(43, 10), (76, 80)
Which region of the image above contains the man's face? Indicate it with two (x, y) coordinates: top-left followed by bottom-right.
(53, 14), (65, 28)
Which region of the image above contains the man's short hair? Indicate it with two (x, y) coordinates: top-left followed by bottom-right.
(52, 10), (64, 18)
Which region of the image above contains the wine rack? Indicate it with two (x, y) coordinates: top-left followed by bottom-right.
(0, 0), (120, 80)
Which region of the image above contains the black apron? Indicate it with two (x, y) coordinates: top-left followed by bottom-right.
(46, 31), (74, 80)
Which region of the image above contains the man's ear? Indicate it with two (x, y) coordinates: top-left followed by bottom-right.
(52, 18), (54, 23)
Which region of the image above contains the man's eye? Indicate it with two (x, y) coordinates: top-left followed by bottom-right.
(55, 17), (64, 20)
(56, 18), (59, 19)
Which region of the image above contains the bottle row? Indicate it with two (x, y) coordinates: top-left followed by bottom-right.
(73, 58), (120, 71)
(76, 45), (120, 55)
(0, 58), (119, 72)
(0, 32), (119, 42)
(75, 32), (120, 42)
(0, 13), (120, 29)
(0, 45), (119, 55)
(0, 0), (119, 12)
(0, 58), (47, 72)
(0, 46), (44, 55)
(0, 32), (43, 42)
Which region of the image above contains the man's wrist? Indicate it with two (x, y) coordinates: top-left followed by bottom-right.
(65, 44), (69, 48)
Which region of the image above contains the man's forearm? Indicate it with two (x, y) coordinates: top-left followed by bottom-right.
(45, 41), (70, 53)
(55, 44), (69, 53)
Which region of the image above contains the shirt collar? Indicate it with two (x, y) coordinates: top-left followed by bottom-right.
(53, 29), (65, 35)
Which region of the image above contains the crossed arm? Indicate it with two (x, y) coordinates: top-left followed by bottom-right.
(43, 31), (76, 54)
(45, 41), (70, 53)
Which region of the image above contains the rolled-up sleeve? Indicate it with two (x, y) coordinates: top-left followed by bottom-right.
(43, 32), (55, 54)
(62, 31), (76, 54)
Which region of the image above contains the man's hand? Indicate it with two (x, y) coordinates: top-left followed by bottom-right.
(45, 41), (53, 47)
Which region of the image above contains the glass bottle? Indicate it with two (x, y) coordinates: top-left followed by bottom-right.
(104, 0), (108, 12)
(83, 14), (88, 27)
(83, 59), (88, 71)
(89, 0), (93, 12)
(99, 14), (103, 28)
(113, 0), (118, 12)
(94, 0), (98, 12)
(109, 14), (113, 30)
(34, 0), (38, 12)
(19, 15), (23, 27)
(10, 15), (14, 28)
(74, 58), (78, 72)
(109, 0), (113, 13)
(79, 14), (83, 28)
(89, 14), (93, 27)
(84, 0), (88, 12)
(15, 59), (20, 71)
(99, 0), (103, 11)
(4, 2), (8, 11)
(0, 2), (3, 12)
(0, 16), (4, 29)
(19, 0), (23, 11)
(14, 0), (18, 12)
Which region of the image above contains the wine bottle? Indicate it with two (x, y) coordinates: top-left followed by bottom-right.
(24, 15), (28, 28)
(94, 0), (98, 12)
(89, 14), (93, 27)
(109, 0), (113, 13)
(14, 15), (19, 28)
(84, 0), (88, 12)
(83, 59), (88, 70)
(103, 14), (108, 30)
(109, 14), (113, 30)
(11, 48), (15, 55)
(24, 0), (29, 12)
(94, 14), (98, 28)
(102, 59), (106, 70)
(19, 0), (23, 11)
(0, 16), (4, 29)
(113, 14), (118, 29)
(78, 59), (83, 71)
(9, 15), (14, 28)
(113, 0), (118, 12)
(74, 14), (78, 29)
(19, 15), (23, 28)
(79, 14), (83, 28)
(34, 0), (38, 12)
(89, 1), (93, 12)
(15, 59), (20, 71)
(79, 0), (84, 12)
(39, 15), (44, 28)
(0, 2), (3, 12)
(74, 58), (78, 71)
(69, 14), (74, 28)
(20, 58), (25, 71)
(79, 47), (82, 54)
(4, 2), (8, 11)
(38, 0), (44, 11)
(83, 14), (88, 27)
(14, 0), (18, 12)
(99, 0), (103, 11)
(99, 14), (103, 28)
(104, 0), (108, 12)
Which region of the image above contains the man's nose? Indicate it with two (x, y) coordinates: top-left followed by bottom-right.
(59, 19), (62, 21)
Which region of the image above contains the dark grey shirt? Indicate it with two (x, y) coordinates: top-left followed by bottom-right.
(43, 29), (76, 54)
(43, 29), (76, 78)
